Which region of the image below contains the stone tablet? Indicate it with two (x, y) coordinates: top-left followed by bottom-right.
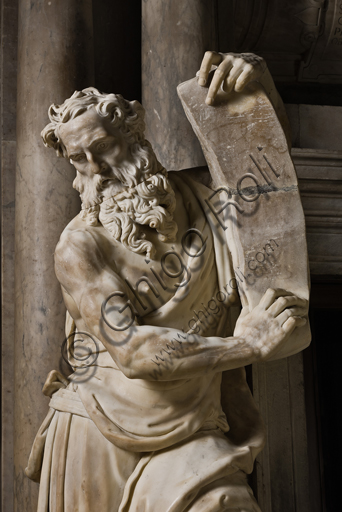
(178, 78), (311, 359)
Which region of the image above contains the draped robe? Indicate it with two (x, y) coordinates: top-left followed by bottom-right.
(26, 172), (265, 511)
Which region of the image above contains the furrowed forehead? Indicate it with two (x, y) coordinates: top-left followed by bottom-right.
(58, 108), (113, 154)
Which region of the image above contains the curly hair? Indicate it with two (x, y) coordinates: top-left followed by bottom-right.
(41, 87), (146, 157)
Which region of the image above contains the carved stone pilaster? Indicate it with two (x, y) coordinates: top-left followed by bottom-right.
(294, 148), (342, 274)
(218, 0), (342, 84)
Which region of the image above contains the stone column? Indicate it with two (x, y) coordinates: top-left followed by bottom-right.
(14, 1), (94, 510)
(253, 354), (310, 512)
(142, 0), (217, 170)
(1, 2), (18, 510)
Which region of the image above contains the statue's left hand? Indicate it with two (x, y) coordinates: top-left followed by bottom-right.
(198, 51), (267, 105)
(233, 288), (308, 361)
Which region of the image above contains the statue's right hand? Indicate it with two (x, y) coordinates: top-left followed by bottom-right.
(197, 51), (267, 106)
(233, 288), (308, 360)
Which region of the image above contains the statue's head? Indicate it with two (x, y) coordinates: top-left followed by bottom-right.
(42, 88), (177, 259)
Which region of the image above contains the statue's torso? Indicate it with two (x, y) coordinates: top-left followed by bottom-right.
(61, 177), (227, 333)
(57, 175), (232, 449)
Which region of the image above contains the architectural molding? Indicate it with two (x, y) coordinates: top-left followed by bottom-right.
(293, 148), (342, 274)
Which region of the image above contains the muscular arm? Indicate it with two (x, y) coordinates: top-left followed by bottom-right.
(55, 227), (306, 381)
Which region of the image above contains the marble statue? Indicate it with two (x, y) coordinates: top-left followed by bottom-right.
(25, 52), (310, 512)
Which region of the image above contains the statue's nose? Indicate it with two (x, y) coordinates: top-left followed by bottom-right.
(88, 153), (107, 174)
(91, 162), (102, 174)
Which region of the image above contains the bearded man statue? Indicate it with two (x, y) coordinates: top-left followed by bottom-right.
(25, 52), (308, 512)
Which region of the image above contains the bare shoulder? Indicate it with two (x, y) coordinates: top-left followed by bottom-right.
(54, 215), (111, 288)
(55, 215), (96, 262)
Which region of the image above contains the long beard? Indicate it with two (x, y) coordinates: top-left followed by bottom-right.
(74, 152), (178, 260)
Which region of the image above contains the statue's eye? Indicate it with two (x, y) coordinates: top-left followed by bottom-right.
(71, 153), (86, 162)
(97, 142), (108, 151)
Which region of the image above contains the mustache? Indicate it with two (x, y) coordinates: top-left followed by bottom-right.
(73, 171), (121, 209)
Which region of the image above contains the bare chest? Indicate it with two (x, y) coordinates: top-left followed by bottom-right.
(100, 225), (198, 316)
